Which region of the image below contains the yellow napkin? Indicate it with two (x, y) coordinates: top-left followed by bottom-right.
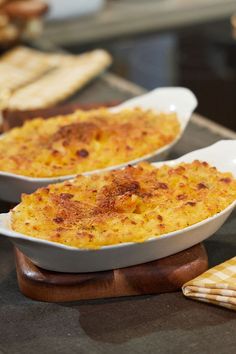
(182, 257), (236, 310)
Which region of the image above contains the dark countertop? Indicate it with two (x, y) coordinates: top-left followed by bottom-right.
(42, 0), (236, 46)
(0, 74), (236, 354)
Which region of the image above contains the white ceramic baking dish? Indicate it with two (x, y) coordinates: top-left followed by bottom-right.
(0, 140), (235, 273)
(0, 87), (197, 203)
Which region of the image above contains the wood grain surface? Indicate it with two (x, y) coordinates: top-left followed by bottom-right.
(15, 244), (208, 302)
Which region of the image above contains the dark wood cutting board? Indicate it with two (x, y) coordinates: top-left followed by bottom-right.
(15, 244), (208, 302)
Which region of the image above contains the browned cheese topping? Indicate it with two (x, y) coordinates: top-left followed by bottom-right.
(0, 108), (180, 177)
(11, 161), (236, 249)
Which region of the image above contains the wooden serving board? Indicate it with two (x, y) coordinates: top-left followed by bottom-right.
(15, 244), (208, 302)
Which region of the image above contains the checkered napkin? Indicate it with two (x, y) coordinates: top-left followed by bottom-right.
(182, 257), (236, 310)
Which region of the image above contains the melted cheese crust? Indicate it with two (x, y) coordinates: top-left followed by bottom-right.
(0, 108), (180, 177)
(11, 161), (236, 249)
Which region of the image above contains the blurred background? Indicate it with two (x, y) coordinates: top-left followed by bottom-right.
(1, 0), (236, 130)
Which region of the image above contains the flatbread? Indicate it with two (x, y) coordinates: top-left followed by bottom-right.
(0, 46), (56, 93)
(7, 49), (112, 110)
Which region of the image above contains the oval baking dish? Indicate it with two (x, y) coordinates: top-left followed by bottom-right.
(0, 140), (235, 273)
(0, 87), (197, 202)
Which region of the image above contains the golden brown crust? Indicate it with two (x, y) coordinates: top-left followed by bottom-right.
(11, 161), (236, 249)
(0, 108), (180, 177)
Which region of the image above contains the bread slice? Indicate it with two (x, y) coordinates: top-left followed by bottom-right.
(0, 46), (57, 92)
(7, 49), (112, 110)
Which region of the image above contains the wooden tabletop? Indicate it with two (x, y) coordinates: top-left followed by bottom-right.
(0, 72), (236, 354)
